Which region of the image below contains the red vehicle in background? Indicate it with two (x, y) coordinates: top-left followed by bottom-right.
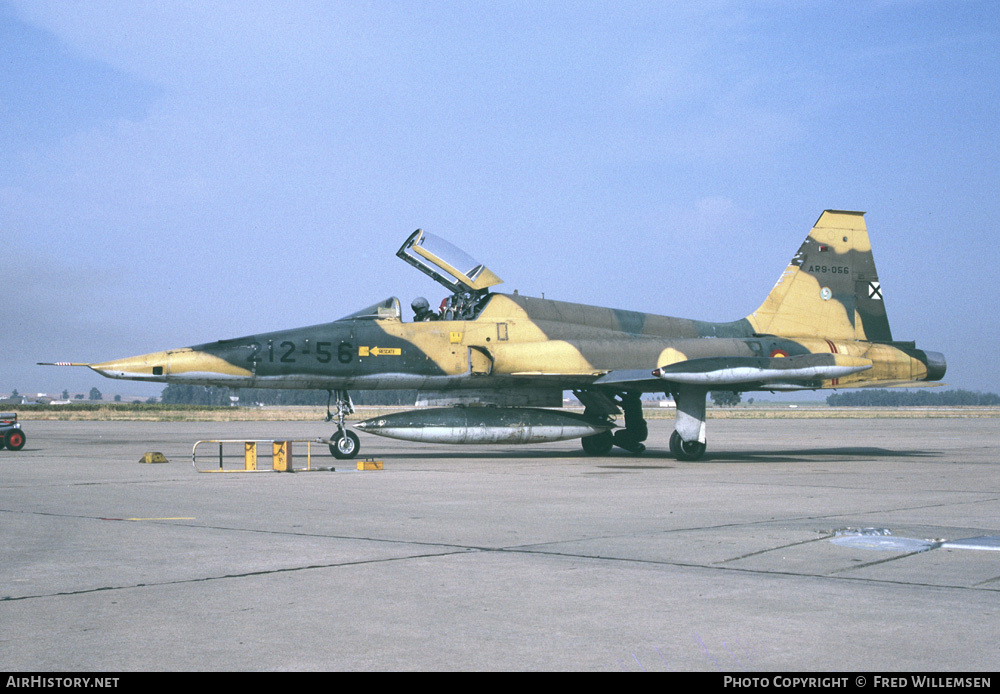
(0, 413), (26, 451)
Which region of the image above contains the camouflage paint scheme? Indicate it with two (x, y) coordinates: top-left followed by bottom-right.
(53, 211), (945, 460)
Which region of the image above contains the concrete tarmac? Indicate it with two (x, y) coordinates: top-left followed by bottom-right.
(1, 417), (998, 671)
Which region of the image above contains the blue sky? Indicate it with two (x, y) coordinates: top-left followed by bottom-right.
(2, 1), (998, 398)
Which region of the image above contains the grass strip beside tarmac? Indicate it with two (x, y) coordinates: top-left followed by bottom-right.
(9, 404), (1000, 422)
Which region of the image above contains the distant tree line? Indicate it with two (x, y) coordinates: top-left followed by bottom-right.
(710, 391), (742, 407)
(826, 389), (1000, 407)
(160, 385), (417, 406)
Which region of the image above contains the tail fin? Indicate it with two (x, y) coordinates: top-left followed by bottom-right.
(747, 210), (892, 341)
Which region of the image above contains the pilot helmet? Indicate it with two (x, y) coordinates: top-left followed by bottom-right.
(411, 296), (430, 314)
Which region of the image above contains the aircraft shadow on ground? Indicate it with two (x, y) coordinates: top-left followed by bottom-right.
(697, 446), (942, 463)
(379, 446), (942, 463)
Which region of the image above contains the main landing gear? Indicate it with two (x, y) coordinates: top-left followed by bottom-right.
(669, 430), (706, 461)
(581, 430), (614, 455)
(613, 392), (648, 454)
(669, 386), (708, 461)
(326, 389), (360, 459)
(578, 391), (648, 456)
(577, 387), (710, 461)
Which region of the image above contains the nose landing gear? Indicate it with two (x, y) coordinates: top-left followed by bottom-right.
(326, 390), (360, 459)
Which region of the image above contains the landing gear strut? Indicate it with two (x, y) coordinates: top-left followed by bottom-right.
(669, 386), (708, 461)
(326, 389), (360, 459)
(576, 390), (647, 456)
(612, 392), (647, 454)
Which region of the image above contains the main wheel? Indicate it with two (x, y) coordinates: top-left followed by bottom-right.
(581, 430), (614, 455)
(669, 430), (705, 461)
(329, 430), (360, 459)
(5, 429), (26, 451)
(613, 429), (646, 454)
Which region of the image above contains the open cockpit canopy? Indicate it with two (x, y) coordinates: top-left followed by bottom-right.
(397, 229), (503, 295)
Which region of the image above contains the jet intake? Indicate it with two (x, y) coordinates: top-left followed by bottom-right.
(355, 407), (613, 444)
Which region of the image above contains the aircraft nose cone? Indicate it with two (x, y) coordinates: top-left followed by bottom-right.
(923, 351), (947, 381)
(89, 354), (165, 379)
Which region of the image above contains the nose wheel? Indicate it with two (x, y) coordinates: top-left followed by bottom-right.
(330, 430), (360, 459)
(326, 389), (360, 459)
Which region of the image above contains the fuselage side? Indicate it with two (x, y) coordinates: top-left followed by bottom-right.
(88, 291), (944, 393)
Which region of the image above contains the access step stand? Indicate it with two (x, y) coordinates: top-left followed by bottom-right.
(192, 439), (336, 473)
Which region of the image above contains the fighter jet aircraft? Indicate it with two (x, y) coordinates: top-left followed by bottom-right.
(43, 210), (945, 460)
